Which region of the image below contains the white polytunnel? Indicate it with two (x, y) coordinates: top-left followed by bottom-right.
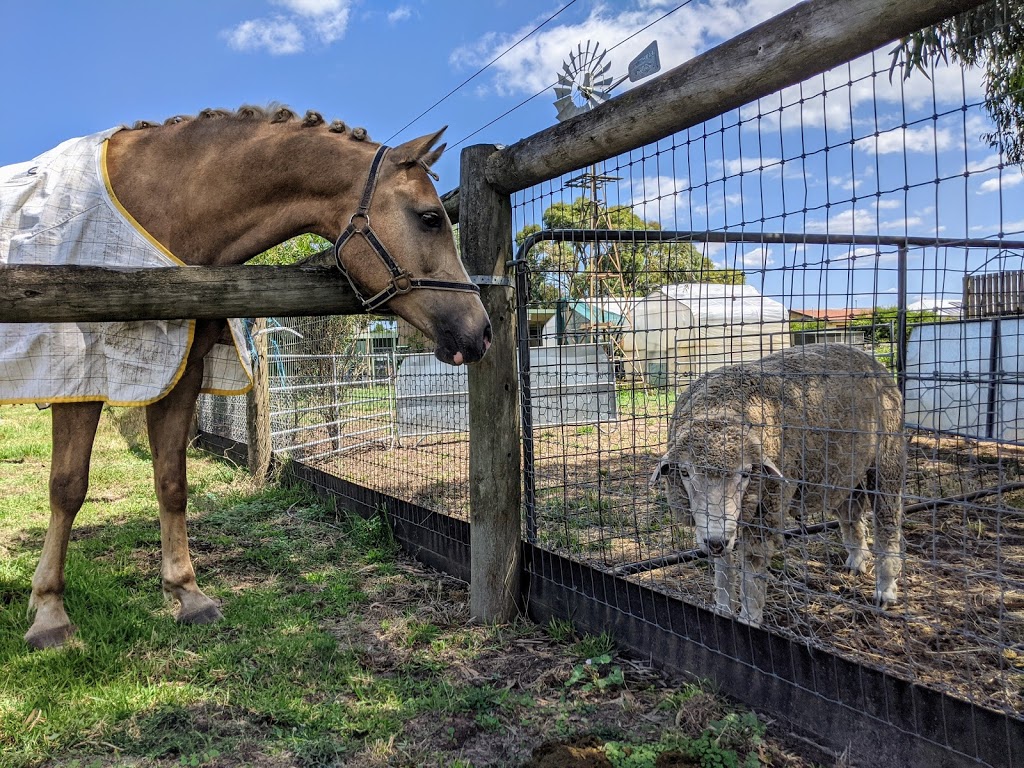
(623, 283), (791, 387)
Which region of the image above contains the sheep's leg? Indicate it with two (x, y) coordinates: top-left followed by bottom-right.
(737, 539), (770, 626)
(838, 487), (871, 575)
(735, 481), (790, 626)
(712, 550), (738, 614)
(871, 460), (904, 608)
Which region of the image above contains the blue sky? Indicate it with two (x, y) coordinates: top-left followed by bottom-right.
(2, 1), (797, 177)
(3, 0), (1021, 310)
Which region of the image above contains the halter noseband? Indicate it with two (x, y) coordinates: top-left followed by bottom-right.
(334, 145), (480, 312)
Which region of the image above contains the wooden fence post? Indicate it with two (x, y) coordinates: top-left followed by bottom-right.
(246, 318), (273, 483)
(459, 145), (521, 622)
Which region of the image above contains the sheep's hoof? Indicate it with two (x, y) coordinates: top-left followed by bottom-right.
(844, 554), (870, 575)
(873, 589), (898, 608)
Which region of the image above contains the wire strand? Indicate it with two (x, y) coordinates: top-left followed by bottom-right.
(449, 0), (695, 151)
(384, 0), (582, 144)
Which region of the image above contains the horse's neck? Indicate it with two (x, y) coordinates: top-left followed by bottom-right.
(104, 124), (368, 265)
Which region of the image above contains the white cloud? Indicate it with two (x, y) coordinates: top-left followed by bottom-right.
(738, 246), (775, 269)
(223, 18), (304, 55)
(753, 53), (985, 134)
(225, 0), (350, 53)
(857, 126), (954, 155)
(978, 173), (1024, 194)
(806, 208), (876, 234)
(625, 174), (689, 223)
(724, 156), (782, 176)
(388, 6), (412, 23)
(275, 0), (344, 14)
(449, 1), (803, 100)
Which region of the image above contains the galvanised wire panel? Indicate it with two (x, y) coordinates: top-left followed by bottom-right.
(511, 39), (1024, 723)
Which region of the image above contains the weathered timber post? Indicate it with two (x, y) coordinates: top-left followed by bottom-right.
(460, 145), (521, 622)
(246, 318), (273, 483)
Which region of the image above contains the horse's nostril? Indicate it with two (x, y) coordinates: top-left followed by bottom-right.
(483, 323), (492, 343)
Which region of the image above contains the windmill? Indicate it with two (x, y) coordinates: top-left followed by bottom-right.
(553, 40), (660, 122)
(551, 41), (661, 352)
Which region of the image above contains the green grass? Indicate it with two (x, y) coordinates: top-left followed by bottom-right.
(0, 405), (817, 768)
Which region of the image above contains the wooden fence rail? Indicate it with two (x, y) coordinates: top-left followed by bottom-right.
(0, 263), (364, 323)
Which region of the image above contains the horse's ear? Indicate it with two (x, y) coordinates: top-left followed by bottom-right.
(391, 127), (447, 168)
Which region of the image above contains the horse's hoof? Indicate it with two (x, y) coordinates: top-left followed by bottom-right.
(178, 604), (223, 625)
(25, 623), (77, 650)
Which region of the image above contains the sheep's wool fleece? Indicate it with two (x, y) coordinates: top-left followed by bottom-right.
(0, 128), (251, 405)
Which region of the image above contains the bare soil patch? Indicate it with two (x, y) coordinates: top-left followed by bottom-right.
(314, 417), (1024, 717)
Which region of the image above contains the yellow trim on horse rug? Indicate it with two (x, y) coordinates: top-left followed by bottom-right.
(0, 128), (252, 406)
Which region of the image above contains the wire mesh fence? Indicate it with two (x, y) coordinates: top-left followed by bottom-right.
(195, 13), (1024, 738)
(509, 40), (1024, 719)
(199, 315), (475, 519)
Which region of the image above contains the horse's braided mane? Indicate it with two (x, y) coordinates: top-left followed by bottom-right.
(129, 104), (371, 141)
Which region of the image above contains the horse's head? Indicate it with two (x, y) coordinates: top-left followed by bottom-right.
(334, 129), (491, 366)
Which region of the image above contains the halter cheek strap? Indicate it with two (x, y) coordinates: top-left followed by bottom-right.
(334, 145), (480, 312)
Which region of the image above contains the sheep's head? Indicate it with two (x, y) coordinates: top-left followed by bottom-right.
(650, 420), (782, 556)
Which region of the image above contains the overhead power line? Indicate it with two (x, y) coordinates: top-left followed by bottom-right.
(449, 0), (694, 151)
(384, 0), (582, 144)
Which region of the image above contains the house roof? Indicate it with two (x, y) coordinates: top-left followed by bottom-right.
(790, 307), (874, 323)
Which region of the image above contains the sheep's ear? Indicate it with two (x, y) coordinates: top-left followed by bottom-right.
(649, 456), (680, 489)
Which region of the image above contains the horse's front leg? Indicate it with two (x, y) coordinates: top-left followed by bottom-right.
(26, 402), (103, 649)
(146, 323), (223, 625)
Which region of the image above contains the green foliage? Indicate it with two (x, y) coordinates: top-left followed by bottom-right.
(572, 631), (616, 660)
(516, 198), (744, 303)
(683, 712), (765, 768)
(247, 233), (331, 265)
(892, 2), (1024, 164)
(546, 617), (577, 643)
(565, 654), (626, 693)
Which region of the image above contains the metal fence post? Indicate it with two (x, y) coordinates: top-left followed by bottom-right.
(460, 144), (521, 622)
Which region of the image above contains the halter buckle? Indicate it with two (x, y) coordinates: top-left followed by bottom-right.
(393, 272), (413, 294)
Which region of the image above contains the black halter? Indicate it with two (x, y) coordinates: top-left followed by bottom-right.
(334, 145), (480, 312)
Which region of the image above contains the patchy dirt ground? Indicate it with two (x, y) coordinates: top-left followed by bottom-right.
(307, 415), (1024, 718)
(315, 552), (833, 768)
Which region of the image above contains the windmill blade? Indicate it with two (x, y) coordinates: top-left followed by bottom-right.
(588, 91), (611, 108)
(554, 84), (572, 99)
(594, 74), (613, 89)
(554, 96), (583, 121)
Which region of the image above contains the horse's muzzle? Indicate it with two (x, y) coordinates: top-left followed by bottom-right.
(435, 317), (491, 366)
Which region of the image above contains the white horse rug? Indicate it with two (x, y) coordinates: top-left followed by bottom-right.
(0, 128), (252, 406)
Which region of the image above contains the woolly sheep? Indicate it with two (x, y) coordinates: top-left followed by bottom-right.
(650, 344), (905, 625)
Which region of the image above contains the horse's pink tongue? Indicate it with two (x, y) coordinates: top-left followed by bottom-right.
(453, 351), (464, 365)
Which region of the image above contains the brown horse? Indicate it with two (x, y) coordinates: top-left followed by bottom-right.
(17, 106), (490, 649)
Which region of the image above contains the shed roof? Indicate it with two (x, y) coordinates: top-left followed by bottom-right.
(646, 283), (789, 325)
(561, 297), (640, 326)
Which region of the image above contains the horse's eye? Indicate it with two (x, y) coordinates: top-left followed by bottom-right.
(420, 211), (443, 230)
